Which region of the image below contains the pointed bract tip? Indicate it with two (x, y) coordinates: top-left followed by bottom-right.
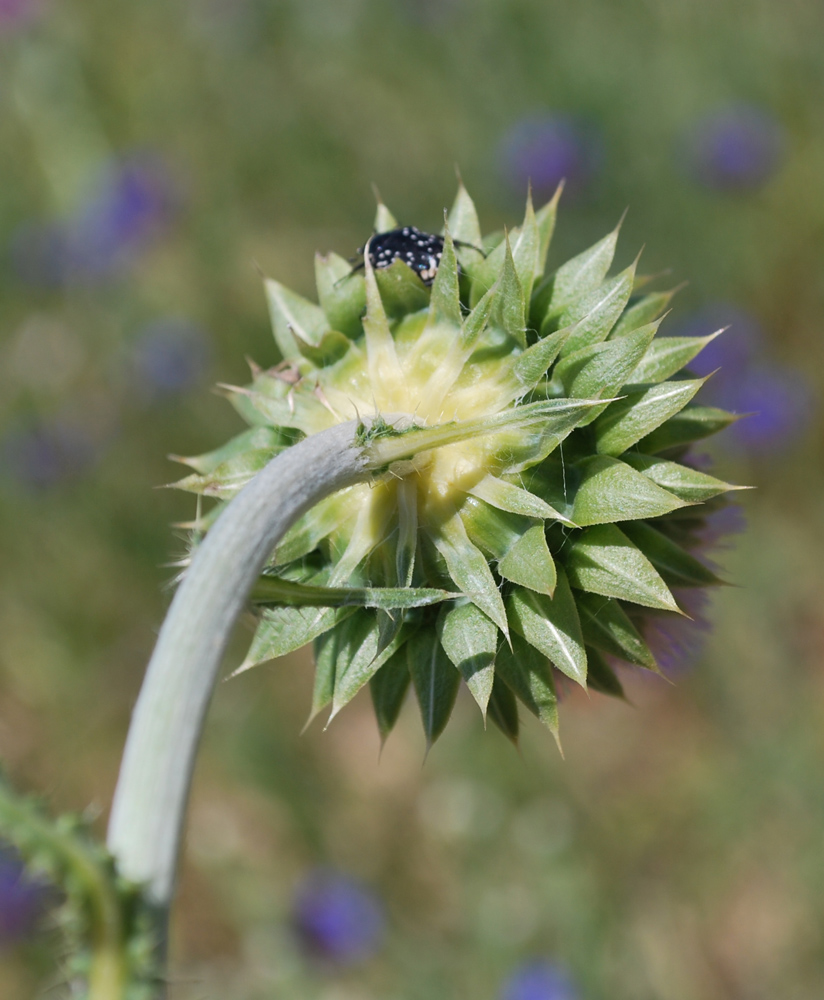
(324, 703), (343, 728)
(227, 658), (256, 681)
(615, 207), (629, 232)
(371, 181), (384, 205)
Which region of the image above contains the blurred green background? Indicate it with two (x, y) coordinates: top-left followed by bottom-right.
(1, 1), (823, 997)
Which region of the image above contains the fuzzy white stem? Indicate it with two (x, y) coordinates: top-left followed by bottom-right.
(107, 422), (370, 915)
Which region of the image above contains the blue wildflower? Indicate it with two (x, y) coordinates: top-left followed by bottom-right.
(499, 113), (602, 198)
(291, 869), (384, 965)
(0, 417), (100, 491)
(684, 104), (785, 192)
(11, 152), (176, 286)
(500, 959), (578, 1000)
(675, 306), (814, 454)
(130, 318), (211, 398)
(0, 0), (42, 31)
(0, 847), (50, 946)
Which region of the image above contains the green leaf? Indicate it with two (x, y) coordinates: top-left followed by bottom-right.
(459, 281), (497, 353)
(236, 384), (331, 436)
(533, 181), (562, 281)
(172, 446), (282, 499)
(376, 608), (404, 658)
(265, 278), (330, 361)
(594, 377), (706, 457)
(468, 473), (572, 524)
(250, 576), (458, 609)
(447, 179), (482, 248)
(396, 479), (418, 586)
(511, 191), (540, 306)
(238, 605), (356, 674)
(610, 286), (680, 338)
(575, 591), (658, 670)
(506, 567), (587, 686)
(498, 524), (557, 596)
(486, 674), (520, 745)
(461, 497), (531, 559)
(314, 252), (366, 339)
(565, 524), (681, 612)
(432, 509), (509, 635)
(621, 521), (722, 587)
(571, 455), (690, 526)
(541, 222), (620, 320)
(552, 258), (637, 356)
(373, 257), (430, 318)
(331, 612), (411, 719)
(370, 648), (411, 744)
(495, 632), (559, 739)
(630, 330), (722, 384)
(554, 323), (657, 424)
(505, 328), (571, 395)
(362, 251), (407, 397)
(494, 397), (610, 474)
(438, 602), (497, 716)
(492, 233), (526, 347)
(622, 453), (744, 502)
(227, 385), (275, 427)
(637, 406), (740, 453)
(407, 627), (461, 747)
(468, 226), (510, 305)
(427, 228), (462, 330)
(291, 326), (352, 367)
(310, 624), (341, 723)
(171, 426), (285, 475)
(365, 397), (604, 471)
(275, 490), (356, 564)
(584, 646), (625, 698)
(374, 198), (397, 232)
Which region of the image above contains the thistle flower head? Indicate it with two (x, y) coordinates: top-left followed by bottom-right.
(175, 184), (745, 748)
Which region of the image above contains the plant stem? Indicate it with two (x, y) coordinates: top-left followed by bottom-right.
(106, 422), (370, 949)
(106, 407), (535, 993)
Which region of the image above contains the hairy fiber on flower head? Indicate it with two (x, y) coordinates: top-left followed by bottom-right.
(174, 184), (745, 749)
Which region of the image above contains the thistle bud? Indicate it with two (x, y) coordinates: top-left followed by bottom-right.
(175, 184), (745, 749)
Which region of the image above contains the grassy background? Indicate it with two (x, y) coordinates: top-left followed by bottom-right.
(1, 1), (823, 997)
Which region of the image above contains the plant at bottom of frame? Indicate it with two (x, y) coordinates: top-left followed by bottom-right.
(172, 182), (747, 750)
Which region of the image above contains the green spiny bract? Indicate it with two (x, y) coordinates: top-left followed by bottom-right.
(174, 184), (745, 749)
(0, 776), (160, 999)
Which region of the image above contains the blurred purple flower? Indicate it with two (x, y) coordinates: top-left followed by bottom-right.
(671, 306), (814, 454)
(0, 418), (99, 491)
(499, 114), (602, 199)
(684, 104), (785, 192)
(675, 306), (763, 384)
(0, 0), (43, 31)
(643, 588), (713, 677)
(130, 318), (211, 398)
(0, 848), (50, 946)
(640, 503), (746, 675)
(500, 959), (578, 1000)
(292, 869), (384, 965)
(717, 366), (814, 452)
(11, 152), (177, 287)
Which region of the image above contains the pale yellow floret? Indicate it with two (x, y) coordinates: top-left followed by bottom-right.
(303, 303), (521, 575)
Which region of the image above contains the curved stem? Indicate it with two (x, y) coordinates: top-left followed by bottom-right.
(107, 422), (370, 924)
